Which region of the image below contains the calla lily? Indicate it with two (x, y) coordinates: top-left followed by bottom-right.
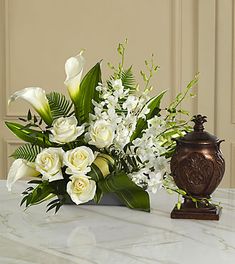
(8, 87), (53, 125)
(7, 159), (40, 191)
(64, 51), (85, 102)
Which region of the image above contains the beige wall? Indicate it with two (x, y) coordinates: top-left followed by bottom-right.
(0, 0), (234, 187)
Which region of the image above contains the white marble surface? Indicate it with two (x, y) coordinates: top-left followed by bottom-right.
(0, 180), (235, 264)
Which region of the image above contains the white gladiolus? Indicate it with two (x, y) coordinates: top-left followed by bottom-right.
(35, 148), (64, 182)
(64, 146), (95, 175)
(8, 87), (53, 125)
(49, 116), (84, 144)
(88, 120), (115, 148)
(64, 52), (85, 102)
(7, 159), (40, 191)
(67, 175), (96, 205)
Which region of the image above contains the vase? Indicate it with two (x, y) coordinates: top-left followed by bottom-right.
(62, 193), (125, 206)
(170, 115), (225, 220)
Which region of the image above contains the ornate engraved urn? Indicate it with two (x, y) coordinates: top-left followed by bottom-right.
(170, 115), (225, 220)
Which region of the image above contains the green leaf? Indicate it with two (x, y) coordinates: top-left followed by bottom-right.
(89, 164), (104, 182)
(27, 110), (32, 121)
(5, 122), (54, 148)
(130, 90), (166, 141)
(99, 171), (150, 212)
(93, 186), (103, 204)
(10, 144), (42, 162)
(76, 62), (102, 124)
(27, 181), (55, 206)
(46, 92), (73, 120)
(120, 67), (136, 92)
(168, 74), (199, 113)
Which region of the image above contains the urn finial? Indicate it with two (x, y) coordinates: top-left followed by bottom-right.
(192, 114), (207, 132)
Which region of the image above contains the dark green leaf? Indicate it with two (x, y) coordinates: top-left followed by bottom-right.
(93, 186), (103, 204)
(76, 62), (102, 124)
(20, 196), (28, 206)
(5, 122), (54, 148)
(99, 172), (150, 212)
(27, 110), (32, 121)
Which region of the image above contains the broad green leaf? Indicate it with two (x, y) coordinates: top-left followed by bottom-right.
(93, 186), (103, 204)
(76, 62), (101, 124)
(130, 90), (166, 141)
(5, 122), (54, 148)
(24, 181), (55, 206)
(99, 171), (150, 212)
(89, 164), (104, 182)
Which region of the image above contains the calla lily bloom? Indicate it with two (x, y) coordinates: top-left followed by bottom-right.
(64, 51), (85, 103)
(7, 159), (40, 191)
(8, 87), (53, 125)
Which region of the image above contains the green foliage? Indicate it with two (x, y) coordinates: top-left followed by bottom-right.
(47, 92), (72, 120)
(5, 122), (54, 148)
(99, 171), (150, 212)
(21, 181), (55, 208)
(120, 67), (136, 92)
(76, 62), (102, 124)
(130, 90), (166, 141)
(10, 144), (42, 162)
(167, 74), (199, 117)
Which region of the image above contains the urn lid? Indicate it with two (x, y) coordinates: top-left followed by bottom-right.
(178, 115), (219, 145)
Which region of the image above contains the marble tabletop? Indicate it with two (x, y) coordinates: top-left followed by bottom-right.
(0, 180), (235, 264)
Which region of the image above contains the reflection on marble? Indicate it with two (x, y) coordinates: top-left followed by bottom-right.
(0, 180), (235, 264)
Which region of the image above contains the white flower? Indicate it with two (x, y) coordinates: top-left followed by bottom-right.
(64, 51), (85, 102)
(88, 120), (115, 148)
(67, 175), (96, 205)
(49, 116), (84, 144)
(64, 146), (95, 175)
(147, 171), (163, 194)
(8, 87), (53, 125)
(111, 79), (125, 97)
(123, 95), (139, 112)
(35, 148), (64, 182)
(7, 159), (40, 191)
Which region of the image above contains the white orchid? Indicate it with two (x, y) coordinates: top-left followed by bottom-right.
(8, 87), (53, 125)
(64, 51), (85, 102)
(7, 159), (40, 191)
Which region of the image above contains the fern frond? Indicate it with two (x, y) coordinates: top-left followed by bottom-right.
(46, 92), (72, 120)
(121, 67), (136, 92)
(11, 144), (42, 162)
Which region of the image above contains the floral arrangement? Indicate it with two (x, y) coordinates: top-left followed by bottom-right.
(6, 41), (197, 213)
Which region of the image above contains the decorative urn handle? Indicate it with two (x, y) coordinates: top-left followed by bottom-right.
(170, 114), (225, 220)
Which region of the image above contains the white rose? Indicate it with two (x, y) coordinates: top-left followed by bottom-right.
(64, 146), (95, 175)
(88, 120), (115, 148)
(35, 148), (64, 182)
(7, 159), (40, 191)
(49, 116), (84, 144)
(67, 175), (96, 205)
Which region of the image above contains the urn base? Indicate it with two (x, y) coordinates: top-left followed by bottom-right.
(171, 204), (222, 220)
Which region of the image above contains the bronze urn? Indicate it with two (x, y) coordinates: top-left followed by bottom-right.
(170, 115), (225, 220)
